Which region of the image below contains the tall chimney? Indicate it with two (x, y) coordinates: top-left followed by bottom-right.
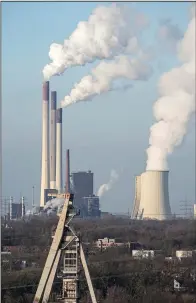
(9, 196), (13, 220)
(66, 149), (70, 193)
(40, 81), (50, 207)
(56, 108), (63, 193)
(50, 91), (57, 189)
(21, 196), (25, 217)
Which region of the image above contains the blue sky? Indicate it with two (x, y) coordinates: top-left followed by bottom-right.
(2, 1), (195, 214)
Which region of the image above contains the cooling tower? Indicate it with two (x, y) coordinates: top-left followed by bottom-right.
(56, 108), (63, 193)
(138, 170), (172, 220)
(50, 91), (57, 189)
(131, 175), (141, 219)
(40, 81), (50, 207)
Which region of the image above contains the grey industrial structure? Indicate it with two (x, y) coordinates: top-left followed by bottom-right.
(9, 196), (25, 220)
(39, 81), (100, 217)
(71, 171), (100, 218)
(131, 170), (172, 220)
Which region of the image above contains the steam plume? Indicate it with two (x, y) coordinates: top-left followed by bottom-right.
(97, 170), (119, 197)
(61, 53), (152, 107)
(157, 18), (183, 52)
(43, 4), (147, 80)
(146, 11), (195, 170)
(44, 198), (64, 213)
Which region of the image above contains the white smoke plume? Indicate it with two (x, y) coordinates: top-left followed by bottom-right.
(61, 53), (152, 107)
(43, 4), (148, 80)
(157, 18), (183, 52)
(146, 10), (195, 171)
(97, 170), (119, 197)
(44, 198), (65, 214)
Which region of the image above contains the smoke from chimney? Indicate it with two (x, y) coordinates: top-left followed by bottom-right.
(146, 9), (195, 171)
(43, 4), (148, 80)
(97, 170), (119, 197)
(44, 198), (65, 213)
(61, 53), (152, 107)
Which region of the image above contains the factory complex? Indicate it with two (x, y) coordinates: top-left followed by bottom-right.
(4, 81), (195, 221)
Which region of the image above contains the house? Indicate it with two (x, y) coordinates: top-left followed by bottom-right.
(174, 279), (187, 292)
(132, 250), (155, 259)
(176, 250), (193, 260)
(95, 237), (124, 250)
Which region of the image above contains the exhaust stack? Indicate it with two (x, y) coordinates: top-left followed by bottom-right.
(56, 108), (63, 193)
(66, 149), (70, 193)
(50, 91), (57, 189)
(40, 81), (50, 207)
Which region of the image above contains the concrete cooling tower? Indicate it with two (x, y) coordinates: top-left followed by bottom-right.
(131, 175), (141, 219)
(131, 170), (172, 220)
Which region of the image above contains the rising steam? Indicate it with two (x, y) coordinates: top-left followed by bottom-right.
(61, 53), (152, 107)
(44, 198), (64, 213)
(43, 4), (148, 80)
(146, 9), (195, 170)
(97, 170), (119, 197)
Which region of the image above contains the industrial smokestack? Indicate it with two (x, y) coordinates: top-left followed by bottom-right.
(56, 108), (63, 193)
(65, 149), (70, 193)
(136, 170), (172, 220)
(40, 81), (50, 207)
(50, 91), (57, 189)
(9, 196), (13, 220)
(21, 196), (25, 217)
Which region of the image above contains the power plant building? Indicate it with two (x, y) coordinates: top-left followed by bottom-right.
(38, 81), (99, 219)
(71, 171), (93, 197)
(131, 170), (172, 220)
(83, 195), (100, 217)
(71, 171), (94, 215)
(9, 197), (25, 220)
(40, 82), (63, 206)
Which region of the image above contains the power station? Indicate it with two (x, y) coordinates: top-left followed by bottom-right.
(39, 82), (100, 219)
(40, 81), (173, 221)
(131, 170), (172, 220)
(40, 82), (63, 206)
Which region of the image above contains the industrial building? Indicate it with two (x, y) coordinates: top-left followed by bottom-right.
(131, 170), (172, 220)
(9, 196), (25, 220)
(71, 171), (94, 216)
(83, 195), (100, 217)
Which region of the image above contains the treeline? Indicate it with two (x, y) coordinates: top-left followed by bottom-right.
(1, 217), (196, 302)
(2, 217), (196, 252)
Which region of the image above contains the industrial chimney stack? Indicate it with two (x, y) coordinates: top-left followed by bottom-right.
(50, 91), (57, 189)
(40, 81), (50, 207)
(66, 149), (70, 193)
(56, 108), (63, 193)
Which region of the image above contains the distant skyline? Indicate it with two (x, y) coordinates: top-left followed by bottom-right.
(2, 2), (195, 214)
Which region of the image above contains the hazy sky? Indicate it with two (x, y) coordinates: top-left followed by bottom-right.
(2, 1), (195, 214)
